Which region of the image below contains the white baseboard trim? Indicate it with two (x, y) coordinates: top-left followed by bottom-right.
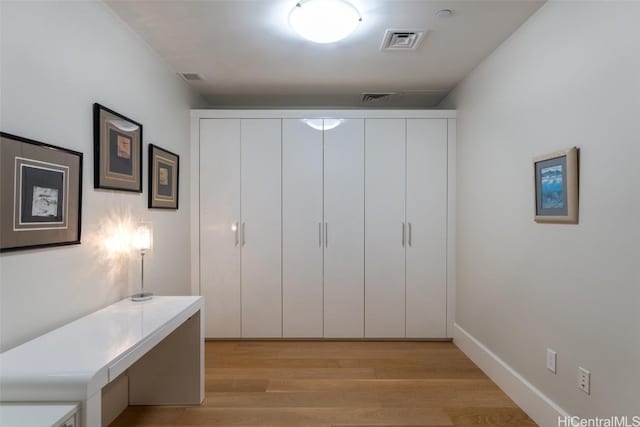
(453, 323), (570, 427)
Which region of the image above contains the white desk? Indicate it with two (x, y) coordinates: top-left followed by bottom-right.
(0, 403), (78, 427)
(0, 296), (204, 426)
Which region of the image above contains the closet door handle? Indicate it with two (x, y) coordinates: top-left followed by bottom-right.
(408, 222), (412, 247)
(242, 222), (246, 246)
(234, 222), (239, 247)
(402, 222), (406, 247)
(325, 222), (328, 248)
(319, 222), (322, 248)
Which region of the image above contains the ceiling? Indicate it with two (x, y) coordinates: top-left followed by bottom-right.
(106, 0), (544, 108)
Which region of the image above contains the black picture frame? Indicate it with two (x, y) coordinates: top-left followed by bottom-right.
(0, 132), (83, 252)
(148, 144), (179, 210)
(93, 103), (143, 192)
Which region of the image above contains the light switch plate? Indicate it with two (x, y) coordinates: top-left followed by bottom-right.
(546, 349), (557, 374)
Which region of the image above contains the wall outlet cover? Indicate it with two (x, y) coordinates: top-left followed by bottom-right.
(579, 367), (591, 394)
(546, 349), (557, 374)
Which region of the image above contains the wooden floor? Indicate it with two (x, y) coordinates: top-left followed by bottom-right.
(111, 341), (537, 427)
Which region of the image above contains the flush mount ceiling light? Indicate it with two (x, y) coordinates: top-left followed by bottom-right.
(289, 0), (362, 44)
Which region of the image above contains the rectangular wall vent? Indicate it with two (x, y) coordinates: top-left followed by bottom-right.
(361, 93), (394, 105)
(180, 72), (204, 81)
(380, 30), (426, 51)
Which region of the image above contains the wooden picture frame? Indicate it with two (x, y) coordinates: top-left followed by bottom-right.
(93, 103), (142, 192)
(0, 132), (83, 252)
(148, 144), (179, 209)
(533, 147), (579, 224)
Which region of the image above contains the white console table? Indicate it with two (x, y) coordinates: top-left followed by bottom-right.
(0, 403), (78, 427)
(0, 296), (204, 426)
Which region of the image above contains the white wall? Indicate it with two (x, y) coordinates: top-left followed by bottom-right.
(441, 1), (640, 421)
(0, 1), (203, 351)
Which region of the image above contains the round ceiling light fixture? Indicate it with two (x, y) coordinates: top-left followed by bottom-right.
(289, 0), (362, 44)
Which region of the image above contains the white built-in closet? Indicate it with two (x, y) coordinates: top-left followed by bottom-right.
(191, 110), (456, 339)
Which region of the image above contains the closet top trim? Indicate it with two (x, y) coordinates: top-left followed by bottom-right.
(191, 109), (456, 119)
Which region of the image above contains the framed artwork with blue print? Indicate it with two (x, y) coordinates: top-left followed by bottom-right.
(148, 144), (179, 209)
(534, 147), (579, 224)
(93, 103), (143, 192)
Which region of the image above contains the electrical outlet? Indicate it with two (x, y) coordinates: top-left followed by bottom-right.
(546, 349), (557, 374)
(579, 367), (590, 394)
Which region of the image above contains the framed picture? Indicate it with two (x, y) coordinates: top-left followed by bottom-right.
(148, 144), (179, 209)
(533, 147), (579, 224)
(0, 132), (83, 252)
(93, 103), (142, 192)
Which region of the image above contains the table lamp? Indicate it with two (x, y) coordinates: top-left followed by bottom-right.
(131, 222), (153, 301)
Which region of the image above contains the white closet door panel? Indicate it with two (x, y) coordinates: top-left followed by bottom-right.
(365, 119), (406, 338)
(199, 119), (241, 338)
(324, 119), (365, 338)
(241, 119), (282, 338)
(282, 119), (323, 337)
(406, 119), (448, 338)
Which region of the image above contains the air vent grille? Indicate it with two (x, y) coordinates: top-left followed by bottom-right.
(380, 30), (426, 51)
(180, 72), (204, 81)
(361, 93), (394, 105)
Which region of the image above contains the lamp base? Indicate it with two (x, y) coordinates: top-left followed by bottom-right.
(130, 292), (153, 302)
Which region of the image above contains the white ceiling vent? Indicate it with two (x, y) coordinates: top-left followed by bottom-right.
(361, 93), (394, 105)
(380, 29), (426, 51)
(180, 72), (204, 81)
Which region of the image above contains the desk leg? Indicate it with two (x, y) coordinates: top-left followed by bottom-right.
(83, 391), (101, 427)
(128, 310), (204, 405)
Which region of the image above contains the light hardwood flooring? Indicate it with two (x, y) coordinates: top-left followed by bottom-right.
(111, 341), (537, 426)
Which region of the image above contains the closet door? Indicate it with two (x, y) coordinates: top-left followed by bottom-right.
(406, 119), (447, 338)
(365, 119), (406, 338)
(240, 119), (282, 337)
(324, 119), (365, 337)
(200, 119), (241, 337)
(282, 119), (323, 337)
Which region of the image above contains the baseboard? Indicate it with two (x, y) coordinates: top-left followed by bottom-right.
(205, 338), (453, 342)
(453, 323), (569, 427)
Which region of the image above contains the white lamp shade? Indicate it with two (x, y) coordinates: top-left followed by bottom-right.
(132, 223), (152, 251)
(289, 0), (361, 44)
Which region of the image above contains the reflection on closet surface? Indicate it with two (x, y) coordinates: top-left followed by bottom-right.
(198, 113), (450, 339)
